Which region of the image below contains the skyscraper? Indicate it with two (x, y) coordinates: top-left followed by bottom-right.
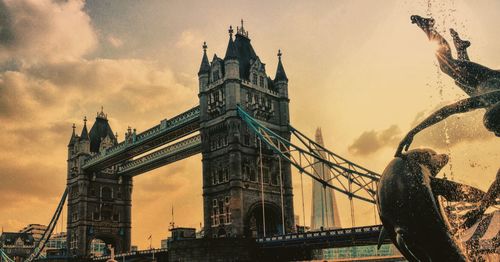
(310, 128), (341, 230)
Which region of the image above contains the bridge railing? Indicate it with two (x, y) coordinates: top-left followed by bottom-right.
(83, 106), (200, 168)
(256, 225), (382, 243)
(117, 135), (201, 174)
(91, 248), (168, 261)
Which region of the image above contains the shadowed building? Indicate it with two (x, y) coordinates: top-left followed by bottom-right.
(0, 232), (35, 260)
(310, 128), (341, 230)
(198, 20), (294, 239)
(66, 109), (132, 257)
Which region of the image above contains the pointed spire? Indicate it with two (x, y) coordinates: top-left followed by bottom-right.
(198, 41), (210, 75)
(80, 116), (89, 141)
(315, 127), (324, 146)
(274, 49), (288, 82)
(68, 123), (77, 146)
(224, 26), (238, 60)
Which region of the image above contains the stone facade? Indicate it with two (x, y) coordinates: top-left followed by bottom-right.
(66, 113), (132, 257)
(198, 22), (295, 239)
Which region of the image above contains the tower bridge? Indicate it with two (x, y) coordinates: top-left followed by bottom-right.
(8, 21), (395, 262)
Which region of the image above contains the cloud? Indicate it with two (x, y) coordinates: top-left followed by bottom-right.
(0, 0), (199, 234)
(348, 102), (496, 156)
(348, 125), (401, 155)
(411, 105), (495, 149)
(175, 30), (201, 48)
(107, 34), (124, 48)
(0, 0), (97, 66)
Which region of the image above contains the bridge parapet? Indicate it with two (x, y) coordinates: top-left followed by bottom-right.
(83, 106), (200, 170)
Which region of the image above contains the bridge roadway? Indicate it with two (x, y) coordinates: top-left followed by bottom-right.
(257, 225), (389, 250)
(83, 106), (200, 172)
(89, 225), (391, 261)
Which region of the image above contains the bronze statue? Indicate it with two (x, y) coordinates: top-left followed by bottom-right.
(396, 15), (500, 228)
(378, 149), (486, 261)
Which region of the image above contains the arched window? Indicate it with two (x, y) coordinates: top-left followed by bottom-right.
(101, 187), (113, 200)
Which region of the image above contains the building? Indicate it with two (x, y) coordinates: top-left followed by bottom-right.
(310, 128), (341, 230)
(198, 20), (294, 239)
(19, 224), (47, 243)
(19, 224), (48, 257)
(66, 109), (132, 256)
(45, 232), (67, 258)
(0, 232), (35, 261)
(46, 232), (67, 250)
(160, 239), (168, 249)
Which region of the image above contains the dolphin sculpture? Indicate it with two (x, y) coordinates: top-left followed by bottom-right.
(377, 149), (485, 261)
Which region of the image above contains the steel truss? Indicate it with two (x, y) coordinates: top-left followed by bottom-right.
(237, 106), (380, 204)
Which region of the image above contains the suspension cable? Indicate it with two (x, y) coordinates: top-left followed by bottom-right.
(26, 187), (68, 262)
(322, 162), (330, 229)
(299, 153), (306, 230)
(278, 156), (285, 234)
(349, 173), (355, 227)
(259, 138), (266, 237)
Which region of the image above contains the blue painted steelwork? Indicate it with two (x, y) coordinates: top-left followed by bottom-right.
(83, 106), (200, 170)
(237, 106), (380, 204)
(0, 248), (15, 262)
(117, 135), (202, 176)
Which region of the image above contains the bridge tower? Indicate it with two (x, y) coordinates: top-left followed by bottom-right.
(66, 110), (132, 257)
(198, 21), (295, 238)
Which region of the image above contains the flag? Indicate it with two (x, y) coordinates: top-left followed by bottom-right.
(147, 235), (151, 240)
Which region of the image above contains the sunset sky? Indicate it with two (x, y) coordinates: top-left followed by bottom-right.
(0, 0), (499, 249)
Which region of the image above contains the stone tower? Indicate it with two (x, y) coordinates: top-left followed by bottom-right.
(66, 110), (132, 257)
(198, 21), (295, 238)
(310, 128), (342, 230)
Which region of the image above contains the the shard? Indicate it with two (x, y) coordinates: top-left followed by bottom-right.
(310, 128), (342, 229)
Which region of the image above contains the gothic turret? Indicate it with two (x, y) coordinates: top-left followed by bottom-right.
(76, 116), (90, 154)
(224, 26), (239, 80)
(198, 42), (210, 76)
(198, 42), (210, 93)
(274, 50), (288, 82)
(80, 117), (89, 141)
(68, 123), (77, 147)
(274, 50), (289, 97)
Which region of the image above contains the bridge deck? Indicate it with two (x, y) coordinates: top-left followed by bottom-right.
(258, 225), (390, 250)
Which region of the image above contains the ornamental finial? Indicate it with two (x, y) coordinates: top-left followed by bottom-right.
(202, 41), (207, 52)
(97, 106), (107, 119)
(236, 19), (248, 37)
(278, 49), (282, 59)
(228, 25), (234, 38)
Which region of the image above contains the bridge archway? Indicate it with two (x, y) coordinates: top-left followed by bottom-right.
(245, 202), (282, 238)
(87, 235), (117, 258)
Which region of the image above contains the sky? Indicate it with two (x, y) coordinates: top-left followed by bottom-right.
(0, 0), (499, 249)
